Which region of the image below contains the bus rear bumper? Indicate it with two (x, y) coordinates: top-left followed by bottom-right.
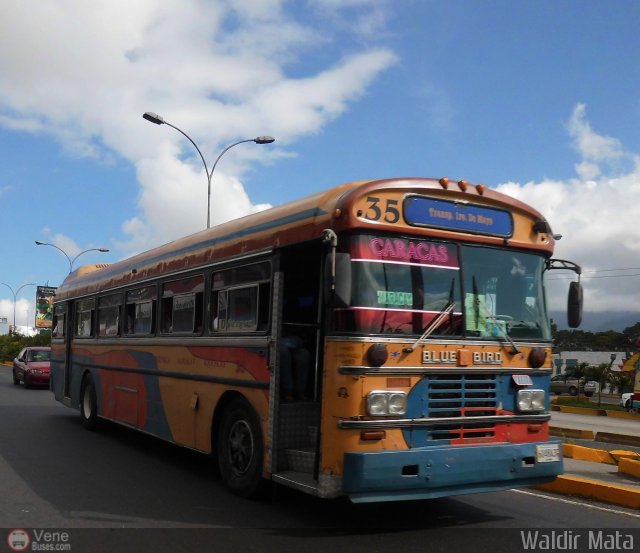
(342, 440), (563, 503)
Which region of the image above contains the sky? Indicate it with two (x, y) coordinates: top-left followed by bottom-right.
(1, 0), (639, 331)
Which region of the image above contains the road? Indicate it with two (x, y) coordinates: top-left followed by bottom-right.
(551, 410), (640, 436)
(1, 368), (639, 553)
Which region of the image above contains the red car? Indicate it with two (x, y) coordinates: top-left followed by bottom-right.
(13, 346), (51, 388)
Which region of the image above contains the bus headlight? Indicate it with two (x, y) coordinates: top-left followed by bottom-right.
(366, 391), (407, 416)
(517, 389), (546, 413)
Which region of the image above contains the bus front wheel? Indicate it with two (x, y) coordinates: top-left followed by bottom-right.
(217, 398), (264, 498)
(80, 375), (99, 431)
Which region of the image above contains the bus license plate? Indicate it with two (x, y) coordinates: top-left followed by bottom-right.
(536, 444), (560, 463)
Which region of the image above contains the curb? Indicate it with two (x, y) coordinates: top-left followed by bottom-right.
(551, 403), (640, 421)
(536, 430), (640, 509)
(536, 475), (640, 510)
(550, 426), (640, 447)
(619, 458), (640, 479)
(562, 444), (616, 464)
(550, 426), (595, 440)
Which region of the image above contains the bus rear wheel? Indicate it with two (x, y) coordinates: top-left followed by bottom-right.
(217, 398), (264, 498)
(80, 374), (99, 430)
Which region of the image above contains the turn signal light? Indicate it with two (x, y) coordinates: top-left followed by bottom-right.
(528, 347), (547, 368)
(367, 343), (389, 367)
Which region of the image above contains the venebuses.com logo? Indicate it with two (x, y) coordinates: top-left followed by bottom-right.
(6, 529), (71, 552)
(6, 529), (30, 552)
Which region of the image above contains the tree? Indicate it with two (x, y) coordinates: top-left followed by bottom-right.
(584, 363), (611, 406)
(608, 369), (634, 395)
(566, 362), (590, 401)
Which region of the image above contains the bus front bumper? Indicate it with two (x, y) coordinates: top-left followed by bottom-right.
(342, 440), (563, 503)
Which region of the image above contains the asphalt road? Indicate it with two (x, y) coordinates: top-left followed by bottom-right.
(1, 368), (639, 553)
(551, 410), (640, 436)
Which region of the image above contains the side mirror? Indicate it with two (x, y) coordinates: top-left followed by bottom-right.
(325, 252), (351, 308)
(567, 280), (583, 328)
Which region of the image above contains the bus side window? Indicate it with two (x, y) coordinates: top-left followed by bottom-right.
(135, 301), (154, 334)
(161, 276), (204, 334)
(52, 305), (66, 339)
(211, 262), (271, 334)
(125, 286), (157, 335)
(75, 299), (95, 338)
(161, 296), (174, 333)
(98, 294), (121, 337)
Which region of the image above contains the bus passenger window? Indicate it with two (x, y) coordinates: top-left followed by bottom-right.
(52, 305), (66, 339)
(211, 263), (271, 334)
(161, 297), (174, 333)
(134, 301), (153, 334)
(227, 288), (258, 332)
(125, 286), (157, 336)
(98, 294), (121, 336)
(161, 276), (204, 334)
(171, 294), (199, 332)
(75, 299), (95, 337)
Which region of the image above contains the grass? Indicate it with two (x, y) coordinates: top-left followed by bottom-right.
(553, 396), (628, 412)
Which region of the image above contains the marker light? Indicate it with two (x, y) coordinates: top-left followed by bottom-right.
(517, 389), (546, 413)
(528, 347), (547, 369)
(475, 184), (485, 195)
(458, 180), (468, 191)
(366, 391), (408, 416)
(367, 343), (389, 367)
(438, 177), (449, 189)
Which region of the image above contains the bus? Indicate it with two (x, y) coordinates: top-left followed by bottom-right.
(50, 176), (583, 503)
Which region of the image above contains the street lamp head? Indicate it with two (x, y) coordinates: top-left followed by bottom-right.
(254, 136), (275, 144)
(98, 248), (110, 253)
(143, 112), (165, 125)
(35, 240), (46, 245)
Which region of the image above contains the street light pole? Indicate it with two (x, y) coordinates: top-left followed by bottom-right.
(0, 282), (36, 335)
(142, 112), (275, 229)
(35, 241), (109, 273)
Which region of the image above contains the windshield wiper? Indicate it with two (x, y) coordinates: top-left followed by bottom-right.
(403, 302), (455, 353)
(485, 316), (521, 355)
(469, 275), (520, 355)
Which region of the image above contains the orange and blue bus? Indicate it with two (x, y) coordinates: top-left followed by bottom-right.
(51, 176), (582, 503)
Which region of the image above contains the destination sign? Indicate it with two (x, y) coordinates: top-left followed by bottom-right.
(404, 196), (513, 238)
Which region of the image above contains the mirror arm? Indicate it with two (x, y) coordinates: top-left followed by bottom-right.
(322, 229), (338, 292)
(545, 258), (582, 280)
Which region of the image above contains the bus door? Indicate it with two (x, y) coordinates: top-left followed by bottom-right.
(273, 241), (324, 479)
(63, 300), (74, 405)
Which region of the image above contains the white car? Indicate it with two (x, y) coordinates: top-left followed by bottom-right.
(621, 392), (634, 411)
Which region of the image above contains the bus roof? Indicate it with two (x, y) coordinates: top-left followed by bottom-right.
(55, 177), (554, 301)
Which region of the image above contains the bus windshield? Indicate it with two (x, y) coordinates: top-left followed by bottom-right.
(333, 234), (551, 341)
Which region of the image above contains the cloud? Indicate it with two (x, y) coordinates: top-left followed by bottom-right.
(0, 0), (397, 255)
(0, 298), (34, 329)
(496, 104), (640, 313)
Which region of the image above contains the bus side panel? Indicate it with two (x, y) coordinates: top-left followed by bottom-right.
(50, 342), (66, 403)
(160, 345), (270, 453)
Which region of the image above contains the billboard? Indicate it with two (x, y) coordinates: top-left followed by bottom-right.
(35, 286), (56, 329)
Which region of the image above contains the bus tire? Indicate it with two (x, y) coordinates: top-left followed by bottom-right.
(217, 398), (265, 498)
(80, 374), (99, 431)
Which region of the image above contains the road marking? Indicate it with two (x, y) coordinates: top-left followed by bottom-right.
(511, 488), (640, 519)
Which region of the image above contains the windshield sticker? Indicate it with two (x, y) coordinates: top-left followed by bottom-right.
(377, 291), (413, 306)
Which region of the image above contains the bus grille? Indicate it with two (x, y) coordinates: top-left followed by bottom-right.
(424, 374), (497, 441)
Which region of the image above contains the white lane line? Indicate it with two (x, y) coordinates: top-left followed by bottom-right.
(511, 488), (640, 519)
